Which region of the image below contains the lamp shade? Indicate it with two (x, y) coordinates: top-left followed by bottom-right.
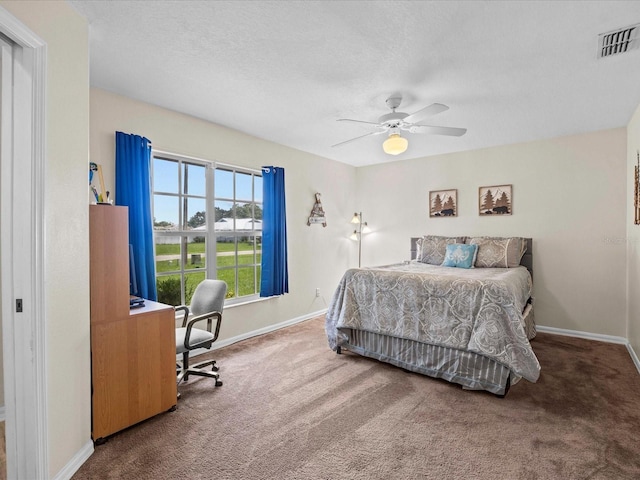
(383, 133), (408, 155)
(351, 212), (360, 224)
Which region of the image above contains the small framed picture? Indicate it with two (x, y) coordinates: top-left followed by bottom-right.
(429, 189), (457, 217)
(479, 184), (512, 215)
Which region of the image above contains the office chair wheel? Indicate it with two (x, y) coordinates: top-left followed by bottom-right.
(212, 365), (219, 372)
(215, 379), (223, 387)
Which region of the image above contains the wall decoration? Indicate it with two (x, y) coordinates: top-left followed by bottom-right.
(307, 192), (327, 226)
(429, 189), (457, 217)
(635, 151), (640, 225)
(89, 162), (111, 204)
(479, 184), (512, 215)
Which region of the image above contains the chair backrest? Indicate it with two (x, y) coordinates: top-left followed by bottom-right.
(189, 280), (227, 316)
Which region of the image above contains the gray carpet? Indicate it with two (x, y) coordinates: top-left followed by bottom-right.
(73, 316), (640, 479)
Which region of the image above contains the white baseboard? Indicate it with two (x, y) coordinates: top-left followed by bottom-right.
(627, 343), (640, 375)
(52, 440), (94, 480)
(60, 311), (326, 478)
(536, 325), (628, 344)
(53, 313), (640, 480)
(216, 308), (328, 349)
(537, 325), (640, 375)
(179, 309), (328, 360)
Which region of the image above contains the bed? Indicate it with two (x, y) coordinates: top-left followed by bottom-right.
(325, 236), (539, 396)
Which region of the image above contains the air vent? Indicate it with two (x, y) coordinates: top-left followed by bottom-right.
(598, 24), (639, 58)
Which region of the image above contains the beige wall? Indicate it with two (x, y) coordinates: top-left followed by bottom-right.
(0, 0), (636, 476)
(627, 102), (640, 355)
(355, 129), (628, 337)
(90, 88), (357, 342)
(0, 0), (91, 477)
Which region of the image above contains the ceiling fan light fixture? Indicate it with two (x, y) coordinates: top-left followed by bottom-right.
(383, 133), (408, 155)
(333, 95), (465, 152)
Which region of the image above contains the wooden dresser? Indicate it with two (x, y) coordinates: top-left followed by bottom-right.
(89, 205), (177, 443)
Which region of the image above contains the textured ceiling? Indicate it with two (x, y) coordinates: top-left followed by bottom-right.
(69, 0), (640, 167)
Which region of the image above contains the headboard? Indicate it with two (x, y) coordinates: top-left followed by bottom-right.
(410, 237), (533, 277)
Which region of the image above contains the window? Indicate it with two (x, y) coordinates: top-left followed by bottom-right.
(152, 152), (262, 306)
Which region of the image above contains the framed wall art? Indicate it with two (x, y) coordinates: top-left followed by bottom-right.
(635, 151), (640, 225)
(479, 184), (512, 215)
(429, 189), (457, 217)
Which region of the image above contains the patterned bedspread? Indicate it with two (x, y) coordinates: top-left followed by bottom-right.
(325, 262), (540, 382)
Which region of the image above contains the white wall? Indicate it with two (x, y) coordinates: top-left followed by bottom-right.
(90, 88), (357, 342)
(0, 0), (91, 477)
(356, 129), (628, 337)
(627, 103), (640, 355)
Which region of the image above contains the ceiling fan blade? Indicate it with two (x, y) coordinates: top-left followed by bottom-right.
(408, 125), (467, 136)
(403, 103), (449, 124)
(337, 118), (383, 127)
(331, 129), (387, 148)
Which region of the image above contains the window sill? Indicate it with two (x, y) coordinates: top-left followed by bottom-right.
(173, 295), (276, 323)
(225, 295), (277, 309)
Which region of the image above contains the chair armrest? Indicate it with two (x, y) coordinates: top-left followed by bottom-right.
(183, 311), (223, 349)
(175, 305), (190, 327)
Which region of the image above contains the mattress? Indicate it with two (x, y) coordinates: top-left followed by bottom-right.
(325, 262), (540, 386)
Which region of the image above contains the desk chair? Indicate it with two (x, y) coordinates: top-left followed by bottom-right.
(175, 279), (227, 387)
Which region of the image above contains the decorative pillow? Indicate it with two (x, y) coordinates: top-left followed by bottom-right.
(442, 243), (478, 269)
(416, 235), (466, 265)
(467, 237), (527, 268)
(415, 238), (423, 261)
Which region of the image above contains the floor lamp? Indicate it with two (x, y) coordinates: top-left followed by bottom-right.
(350, 212), (370, 268)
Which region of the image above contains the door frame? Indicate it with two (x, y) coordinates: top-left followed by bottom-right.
(0, 8), (47, 479)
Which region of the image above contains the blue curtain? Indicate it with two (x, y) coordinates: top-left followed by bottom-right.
(115, 131), (157, 301)
(260, 166), (289, 297)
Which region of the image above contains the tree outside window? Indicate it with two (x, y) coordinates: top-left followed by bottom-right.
(152, 155), (262, 305)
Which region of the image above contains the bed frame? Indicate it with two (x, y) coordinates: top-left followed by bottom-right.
(336, 237), (535, 397)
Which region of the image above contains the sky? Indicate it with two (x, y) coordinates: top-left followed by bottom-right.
(151, 158), (262, 227)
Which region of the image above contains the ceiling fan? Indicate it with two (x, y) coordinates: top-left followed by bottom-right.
(332, 96), (467, 155)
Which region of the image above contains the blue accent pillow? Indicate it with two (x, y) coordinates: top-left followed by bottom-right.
(442, 243), (478, 269)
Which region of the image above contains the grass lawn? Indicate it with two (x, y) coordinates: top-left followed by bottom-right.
(155, 241), (256, 255)
(155, 253), (261, 272)
(155, 241), (262, 304)
(157, 267), (260, 305)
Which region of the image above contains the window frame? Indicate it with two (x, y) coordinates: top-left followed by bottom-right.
(151, 150), (262, 306)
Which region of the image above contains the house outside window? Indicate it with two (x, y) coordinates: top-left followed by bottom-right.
(152, 152), (262, 306)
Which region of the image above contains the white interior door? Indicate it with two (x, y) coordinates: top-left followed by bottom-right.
(0, 10), (47, 479)
(0, 34), (10, 408)
(0, 32), (16, 479)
